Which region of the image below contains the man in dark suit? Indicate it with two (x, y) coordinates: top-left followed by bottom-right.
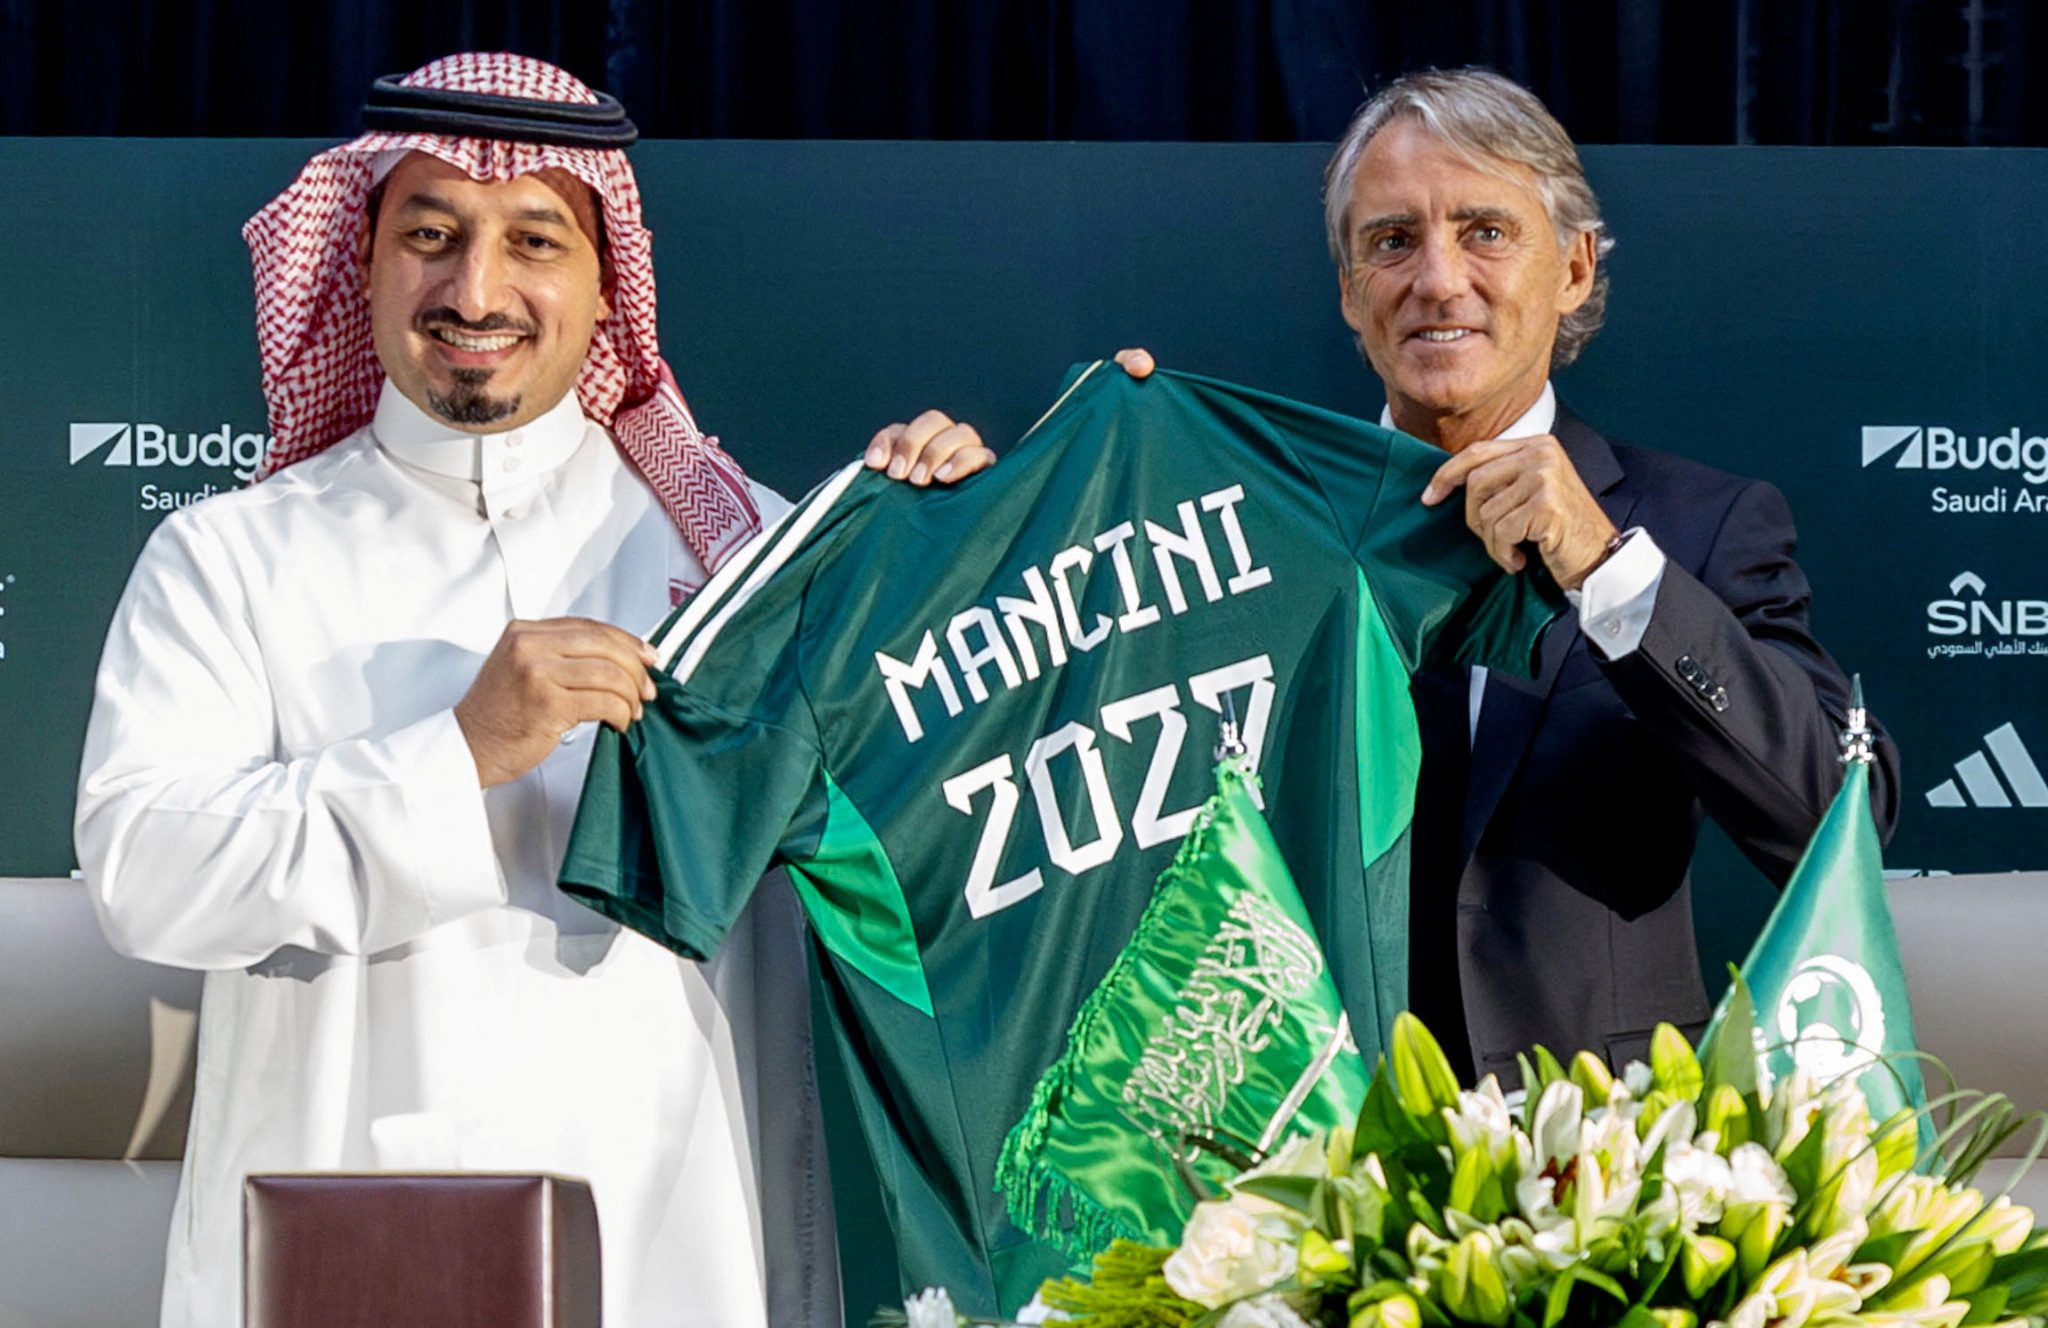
(1316, 66), (1898, 1081)
(1114, 65), (1900, 1081)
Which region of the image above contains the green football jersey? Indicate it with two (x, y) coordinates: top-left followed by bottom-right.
(559, 363), (1560, 1314)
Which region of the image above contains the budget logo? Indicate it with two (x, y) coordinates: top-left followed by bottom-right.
(1861, 425), (1923, 469)
(1861, 425), (2048, 516)
(1924, 722), (2048, 809)
(65, 420), (270, 485)
(70, 422), (134, 466)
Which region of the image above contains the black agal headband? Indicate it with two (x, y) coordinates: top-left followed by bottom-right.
(362, 75), (639, 148)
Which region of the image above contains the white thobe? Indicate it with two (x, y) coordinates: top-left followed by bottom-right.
(75, 383), (834, 1328)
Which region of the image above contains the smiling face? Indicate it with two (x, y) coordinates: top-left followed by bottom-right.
(1337, 119), (1595, 450)
(363, 152), (611, 433)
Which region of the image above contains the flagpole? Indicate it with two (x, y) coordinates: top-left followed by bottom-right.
(1840, 673), (1876, 767)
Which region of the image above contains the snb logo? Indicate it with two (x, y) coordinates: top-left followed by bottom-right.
(1926, 571), (2048, 639)
(1861, 424), (2048, 483)
(67, 420), (269, 481)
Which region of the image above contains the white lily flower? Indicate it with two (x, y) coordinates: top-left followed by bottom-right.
(1216, 1294), (1317, 1328)
(1642, 1100), (1700, 1161)
(1869, 1271), (1970, 1328)
(1663, 1141), (1735, 1227)
(1531, 1080), (1584, 1169)
(1766, 1069), (1824, 1156)
(1803, 1221), (1870, 1278)
(1624, 1060), (1656, 1098)
(1162, 1196), (1305, 1309)
(1728, 1142), (1797, 1206)
(1737, 1245), (1865, 1328)
(903, 1287), (960, 1328)
(1445, 1080), (1518, 1162)
(1963, 1196), (2036, 1255)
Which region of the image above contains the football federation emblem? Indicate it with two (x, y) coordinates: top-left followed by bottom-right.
(1774, 954), (1886, 1086)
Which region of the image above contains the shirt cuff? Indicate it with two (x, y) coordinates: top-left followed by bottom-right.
(1567, 528), (1667, 660)
(390, 708), (506, 928)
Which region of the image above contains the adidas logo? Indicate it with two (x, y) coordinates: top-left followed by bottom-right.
(1925, 722), (2048, 808)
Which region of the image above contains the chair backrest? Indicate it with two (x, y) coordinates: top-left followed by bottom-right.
(0, 876), (202, 1327)
(0, 876), (201, 1161)
(1888, 872), (2048, 1149)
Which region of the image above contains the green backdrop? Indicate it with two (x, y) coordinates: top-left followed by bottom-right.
(4, 140), (2046, 1319)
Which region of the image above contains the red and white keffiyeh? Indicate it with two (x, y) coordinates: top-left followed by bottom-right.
(243, 52), (761, 575)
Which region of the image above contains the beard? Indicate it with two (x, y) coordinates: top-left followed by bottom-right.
(426, 369), (522, 427)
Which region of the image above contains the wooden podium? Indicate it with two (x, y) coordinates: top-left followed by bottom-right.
(243, 1174), (600, 1327)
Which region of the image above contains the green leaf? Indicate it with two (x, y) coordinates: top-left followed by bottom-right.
(1961, 1283), (2010, 1325)
(1356, 1059), (1426, 1158)
(1923, 1239), (1998, 1296)
(1777, 1110), (1828, 1199)
(1540, 1267), (1581, 1328)
(1699, 966), (1758, 1100)
(1572, 1266), (1628, 1303)
(1233, 1173), (1323, 1216)
(1650, 1024), (1705, 1102)
(1337, 1175), (1386, 1248)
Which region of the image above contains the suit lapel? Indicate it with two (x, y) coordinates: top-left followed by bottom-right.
(1458, 409), (1639, 863)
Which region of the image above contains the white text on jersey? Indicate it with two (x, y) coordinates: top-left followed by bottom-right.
(873, 483), (1272, 743)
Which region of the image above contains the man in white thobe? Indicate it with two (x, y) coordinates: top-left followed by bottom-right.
(74, 53), (992, 1328)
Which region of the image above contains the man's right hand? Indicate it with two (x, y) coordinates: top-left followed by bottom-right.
(454, 618), (657, 788)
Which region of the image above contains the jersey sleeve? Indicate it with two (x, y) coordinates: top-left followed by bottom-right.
(559, 532), (831, 961)
(1159, 369), (1561, 677)
(1354, 435), (1564, 676)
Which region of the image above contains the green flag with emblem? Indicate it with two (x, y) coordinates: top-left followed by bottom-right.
(995, 754), (1368, 1260)
(1702, 728), (1926, 1128)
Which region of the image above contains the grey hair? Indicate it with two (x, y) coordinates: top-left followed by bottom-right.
(1322, 67), (1616, 370)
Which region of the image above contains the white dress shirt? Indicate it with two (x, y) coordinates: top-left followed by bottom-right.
(75, 383), (828, 1328)
(1382, 382), (1667, 738)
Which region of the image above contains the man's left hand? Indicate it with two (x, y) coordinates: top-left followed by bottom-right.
(865, 410), (998, 486)
(1421, 435), (1618, 589)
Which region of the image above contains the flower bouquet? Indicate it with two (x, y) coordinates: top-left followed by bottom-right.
(883, 995), (2047, 1328)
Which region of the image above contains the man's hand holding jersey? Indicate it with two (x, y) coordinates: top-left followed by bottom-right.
(455, 410), (999, 788)
(1110, 346), (1617, 589)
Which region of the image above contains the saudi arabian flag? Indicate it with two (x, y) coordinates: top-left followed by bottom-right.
(1702, 757), (1927, 1127)
(995, 756), (1368, 1262)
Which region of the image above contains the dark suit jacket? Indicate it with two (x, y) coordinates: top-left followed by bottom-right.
(1408, 407), (1902, 1082)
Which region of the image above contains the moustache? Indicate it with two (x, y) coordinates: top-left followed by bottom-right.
(413, 309), (537, 336)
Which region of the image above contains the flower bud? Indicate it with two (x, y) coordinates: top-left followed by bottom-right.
(1682, 1233), (1737, 1298)
(1570, 1051), (1616, 1103)
(1390, 1014), (1463, 1125)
